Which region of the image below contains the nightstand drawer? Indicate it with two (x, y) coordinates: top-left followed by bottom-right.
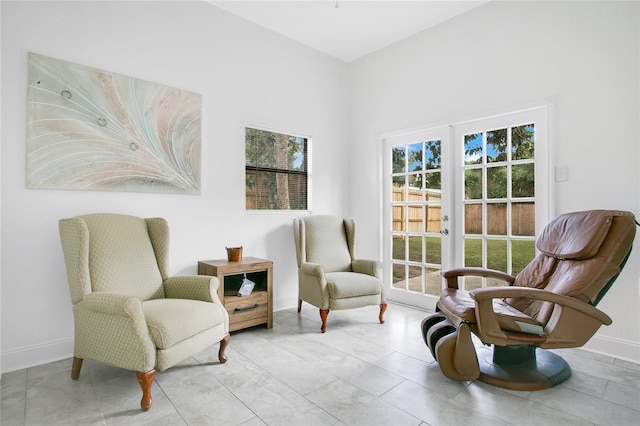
(225, 291), (268, 331)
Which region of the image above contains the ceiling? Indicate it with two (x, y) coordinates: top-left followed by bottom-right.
(209, 1), (488, 63)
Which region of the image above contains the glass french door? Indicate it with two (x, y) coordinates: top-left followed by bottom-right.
(382, 127), (452, 311)
(382, 107), (549, 311)
(451, 108), (550, 291)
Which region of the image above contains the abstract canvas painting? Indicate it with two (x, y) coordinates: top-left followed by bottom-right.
(26, 52), (202, 194)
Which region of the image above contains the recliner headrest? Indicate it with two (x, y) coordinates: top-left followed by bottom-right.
(537, 210), (612, 260)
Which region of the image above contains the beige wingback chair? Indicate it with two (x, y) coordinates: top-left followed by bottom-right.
(59, 213), (230, 411)
(293, 215), (387, 332)
(422, 210), (636, 391)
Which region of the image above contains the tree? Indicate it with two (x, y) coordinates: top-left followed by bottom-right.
(464, 125), (535, 199)
(392, 146), (405, 175)
(274, 132), (290, 209)
(392, 141), (442, 190)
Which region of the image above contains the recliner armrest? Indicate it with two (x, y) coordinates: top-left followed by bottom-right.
(442, 268), (516, 289)
(351, 259), (382, 278)
(441, 268), (515, 290)
(164, 275), (221, 303)
(81, 292), (144, 318)
(470, 286), (612, 325)
(299, 262), (325, 277)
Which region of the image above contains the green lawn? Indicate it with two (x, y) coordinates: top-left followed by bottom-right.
(392, 236), (534, 279)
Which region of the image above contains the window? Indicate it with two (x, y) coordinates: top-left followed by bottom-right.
(245, 127), (308, 210)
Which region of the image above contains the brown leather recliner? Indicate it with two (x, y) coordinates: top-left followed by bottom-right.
(422, 210), (636, 391)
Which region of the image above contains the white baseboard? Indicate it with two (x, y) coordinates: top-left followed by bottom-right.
(1, 338), (74, 374)
(273, 296), (298, 313)
(583, 334), (640, 365)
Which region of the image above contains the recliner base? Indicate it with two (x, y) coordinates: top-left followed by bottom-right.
(476, 345), (571, 391)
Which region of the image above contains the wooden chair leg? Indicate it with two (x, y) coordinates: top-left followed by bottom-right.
(136, 370), (155, 412)
(379, 302), (388, 324)
(319, 309), (329, 333)
(218, 333), (230, 363)
(298, 299), (302, 312)
(71, 357), (83, 380)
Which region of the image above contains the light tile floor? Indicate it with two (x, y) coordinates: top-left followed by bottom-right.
(2, 303), (640, 425)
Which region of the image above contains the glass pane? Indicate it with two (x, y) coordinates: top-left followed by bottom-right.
(465, 169), (483, 199)
(273, 171), (295, 209)
(290, 137), (306, 171)
(247, 129), (298, 170)
(464, 237), (483, 291)
(392, 206), (404, 232)
(392, 235), (406, 260)
(487, 128), (507, 162)
(487, 166), (507, 199)
(408, 205), (423, 233)
(245, 128), (272, 167)
(512, 163), (535, 198)
(425, 205), (441, 233)
(408, 236), (422, 262)
(287, 173), (307, 210)
(511, 124), (534, 160)
(487, 203), (507, 235)
(426, 235), (441, 264)
(245, 170), (304, 210)
(392, 176), (406, 202)
(245, 169), (259, 209)
(392, 263), (406, 289)
(465, 204), (483, 234)
(487, 239), (507, 273)
(392, 145), (406, 173)
(245, 170), (276, 209)
(425, 267), (441, 296)
(407, 173), (423, 192)
(512, 240), (535, 275)
(464, 238), (483, 267)
(408, 142), (423, 172)
(464, 133), (482, 165)
(408, 265), (423, 293)
(407, 184), (422, 203)
(511, 202), (535, 236)
(424, 171), (441, 191)
(425, 140), (441, 170)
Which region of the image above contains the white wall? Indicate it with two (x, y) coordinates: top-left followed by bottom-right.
(348, 1), (640, 362)
(2, 0), (639, 373)
(0, 0), (349, 372)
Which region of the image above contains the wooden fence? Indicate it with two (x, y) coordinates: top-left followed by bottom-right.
(392, 188), (441, 233)
(464, 203), (534, 236)
(393, 188), (534, 236)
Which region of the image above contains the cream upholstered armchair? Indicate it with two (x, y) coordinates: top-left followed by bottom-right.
(293, 215), (387, 332)
(59, 213), (230, 411)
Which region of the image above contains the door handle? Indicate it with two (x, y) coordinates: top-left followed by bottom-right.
(440, 229), (449, 235)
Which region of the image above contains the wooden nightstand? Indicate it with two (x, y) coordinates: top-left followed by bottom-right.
(198, 257), (273, 332)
